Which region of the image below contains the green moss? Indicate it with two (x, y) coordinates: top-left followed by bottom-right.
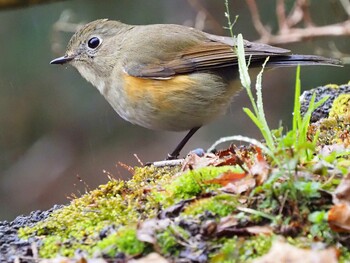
(325, 84), (340, 89)
(153, 166), (243, 207)
(210, 237), (239, 263)
(239, 235), (273, 261)
(96, 226), (146, 256)
(19, 165), (178, 258)
(308, 114), (350, 146)
(157, 230), (179, 255)
(17, 143), (348, 260)
(210, 235), (273, 263)
(157, 225), (189, 256)
(183, 194), (238, 217)
(340, 247), (350, 263)
(329, 94), (350, 118)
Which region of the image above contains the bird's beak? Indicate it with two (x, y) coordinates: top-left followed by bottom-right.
(50, 55), (75, 65)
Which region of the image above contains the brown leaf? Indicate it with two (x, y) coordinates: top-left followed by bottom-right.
(216, 215), (273, 238)
(245, 225), (273, 235)
(333, 173), (350, 205)
(328, 203), (350, 232)
(137, 218), (171, 244)
(158, 199), (196, 219)
(249, 146), (269, 185)
(40, 257), (107, 263)
(205, 170), (247, 186)
(129, 253), (169, 263)
(253, 240), (338, 263)
(221, 176), (256, 195)
(181, 152), (219, 171)
(217, 215), (239, 232)
(319, 144), (347, 157)
(181, 145), (244, 171)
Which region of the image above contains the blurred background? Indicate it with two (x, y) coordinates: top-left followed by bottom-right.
(0, 0), (348, 220)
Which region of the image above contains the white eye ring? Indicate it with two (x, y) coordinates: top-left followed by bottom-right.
(87, 36), (102, 50)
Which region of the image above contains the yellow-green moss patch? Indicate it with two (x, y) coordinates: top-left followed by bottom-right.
(153, 166), (243, 207)
(183, 193), (238, 217)
(210, 235), (273, 263)
(19, 165), (178, 258)
(95, 226), (146, 257)
(329, 94), (350, 118)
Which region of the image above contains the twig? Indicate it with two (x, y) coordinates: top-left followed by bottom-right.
(276, 0), (289, 33)
(244, 0), (350, 55)
(339, 0), (350, 17)
(187, 0), (225, 33)
(286, 0), (304, 27)
(245, 0), (271, 41)
(299, 0), (314, 27)
(257, 20), (350, 45)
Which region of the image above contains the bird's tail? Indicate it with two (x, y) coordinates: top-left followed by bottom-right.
(266, 54), (342, 67)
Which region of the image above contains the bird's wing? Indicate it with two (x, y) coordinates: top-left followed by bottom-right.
(123, 33), (291, 79)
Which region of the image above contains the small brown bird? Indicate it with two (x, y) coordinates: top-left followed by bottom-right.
(51, 19), (340, 159)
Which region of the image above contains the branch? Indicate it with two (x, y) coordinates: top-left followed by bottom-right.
(276, 0), (289, 33)
(257, 20), (350, 45)
(245, 0), (271, 41)
(339, 0), (350, 17)
(0, 0), (68, 10)
(187, 0), (225, 33)
(245, 0), (350, 58)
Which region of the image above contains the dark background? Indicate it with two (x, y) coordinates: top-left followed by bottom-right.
(0, 0), (348, 220)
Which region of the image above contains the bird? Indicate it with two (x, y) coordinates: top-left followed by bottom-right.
(50, 19), (340, 160)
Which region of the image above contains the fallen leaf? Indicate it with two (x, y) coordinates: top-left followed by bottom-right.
(40, 257), (107, 263)
(159, 199), (194, 219)
(181, 145), (244, 171)
(181, 152), (219, 171)
(205, 170), (247, 186)
(137, 218), (171, 244)
(245, 225), (273, 235)
(328, 203), (350, 232)
(129, 253), (169, 263)
(333, 173), (350, 204)
(253, 240), (338, 263)
(215, 216), (273, 238)
(249, 146), (269, 185)
(179, 244), (208, 263)
(221, 176), (256, 195)
(319, 143), (347, 157)
(216, 215), (239, 232)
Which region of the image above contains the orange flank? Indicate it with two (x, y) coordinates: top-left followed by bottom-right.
(123, 73), (196, 110)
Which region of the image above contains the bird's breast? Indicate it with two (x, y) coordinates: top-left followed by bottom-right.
(102, 71), (241, 131)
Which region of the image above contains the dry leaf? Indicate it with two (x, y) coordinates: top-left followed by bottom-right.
(253, 240), (338, 263)
(181, 146), (243, 171)
(217, 215), (239, 232)
(328, 203), (350, 232)
(137, 218), (171, 244)
(249, 147), (269, 185)
(181, 152), (219, 171)
(245, 225), (273, 235)
(333, 173), (350, 204)
(216, 215), (273, 238)
(129, 253), (169, 263)
(205, 170), (247, 186)
(40, 257), (106, 263)
(319, 144), (347, 157)
(221, 176), (256, 194)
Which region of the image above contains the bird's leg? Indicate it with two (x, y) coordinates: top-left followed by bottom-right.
(167, 127), (201, 160)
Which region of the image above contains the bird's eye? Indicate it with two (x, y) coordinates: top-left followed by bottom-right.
(87, 37), (101, 49)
